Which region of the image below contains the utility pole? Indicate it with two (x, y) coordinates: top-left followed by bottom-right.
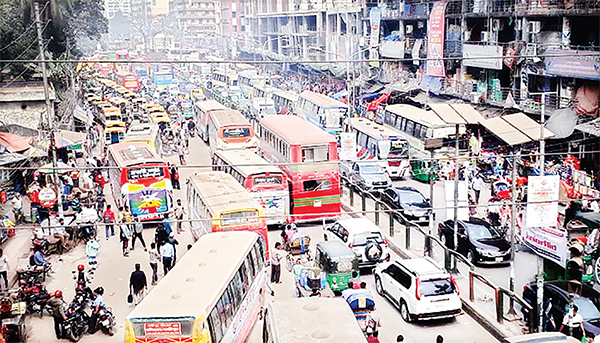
(508, 149), (519, 316)
(452, 124), (460, 270)
(34, 1), (64, 218)
(536, 93), (546, 332)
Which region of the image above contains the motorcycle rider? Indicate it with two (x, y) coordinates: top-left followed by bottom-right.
(47, 290), (68, 339)
(88, 286), (105, 334)
(187, 119), (195, 135)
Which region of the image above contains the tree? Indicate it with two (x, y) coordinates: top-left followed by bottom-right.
(0, 1), (38, 81)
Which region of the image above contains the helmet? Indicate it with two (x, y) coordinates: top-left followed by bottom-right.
(94, 286), (104, 295)
(54, 290), (62, 297)
(77, 264), (85, 271)
(285, 216), (293, 224)
(18, 280), (26, 287)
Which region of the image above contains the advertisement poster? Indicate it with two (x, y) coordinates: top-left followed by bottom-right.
(526, 175), (560, 228)
(129, 188), (169, 216)
(521, 225), (568, 266)
(144, 322), (181, 336)
(339, 132), (356, 161)
(426, 2), (448, 77)
(369, 8), (381, 68)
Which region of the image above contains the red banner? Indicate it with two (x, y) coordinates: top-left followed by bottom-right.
(426, 2), (448, 77)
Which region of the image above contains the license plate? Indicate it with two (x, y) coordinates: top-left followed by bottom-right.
(495, 257), (503, 262)
(420, 217), (426, 221)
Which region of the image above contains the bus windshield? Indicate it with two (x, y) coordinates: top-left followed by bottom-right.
(223, 127), (250, 138)
(128, 166), (164, 180)
(253, 175), (282, 186)
(131, 318), (195, 338)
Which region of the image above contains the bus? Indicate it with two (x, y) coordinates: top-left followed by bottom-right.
(212, 149), (290, 226)
(210, 67), (238, 89)
(238, 72), (266, 98)
(272, 88), (299, 114)
(195, 100), (228, 142)
(153, 64), (174, 89)
(263, 298), (368, 343)
(186, 172), (269, 252)
(208, 109), (259, 155)
(295, 90), (348, 136)
(251, 84), (276, 100)
(258, 115), (340, 222)
(106, 142), (172, 221)
(123, 123), (162, 154)
(117, 72), (140, 91)
(125, 231), (267, 343)
(378, 104), (465, 153)
(348, 117), (411, 179)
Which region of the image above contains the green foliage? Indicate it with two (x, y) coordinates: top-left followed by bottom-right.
(0, 1), (38, 81)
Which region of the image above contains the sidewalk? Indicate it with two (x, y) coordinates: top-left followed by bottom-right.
(341, 191), (527, 341)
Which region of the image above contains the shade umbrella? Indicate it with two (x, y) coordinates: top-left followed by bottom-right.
(37, 162), (73, 174)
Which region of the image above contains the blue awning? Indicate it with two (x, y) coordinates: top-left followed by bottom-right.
(332, 89), (348, 100)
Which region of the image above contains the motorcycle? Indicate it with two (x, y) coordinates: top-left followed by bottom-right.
(21, 283), (51, 317)
(97, 306), (116, 336)
(62, 296), (89, 342)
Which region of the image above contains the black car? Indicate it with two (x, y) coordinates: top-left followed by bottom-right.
(437, 218), (510, 265)
(522, 280), (600, 337)
(381, 187), (432, 225)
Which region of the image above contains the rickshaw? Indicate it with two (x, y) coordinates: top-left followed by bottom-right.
(282, 224), (312, 271)
(314, 241), (360, 292)
(343, 289), (379, 336)
(292, 264), (332, 297)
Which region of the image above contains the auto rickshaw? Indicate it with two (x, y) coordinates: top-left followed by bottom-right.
(410, 158), (439, 183)
(151, 112), (170, 125)
(315, 241), (359, 293)
(104, 125), (126, 145)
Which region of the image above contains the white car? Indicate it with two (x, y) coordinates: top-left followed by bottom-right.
(374, 257), (462, 322)
(324, 217), (391, 267)
(339, 161), (392, 192)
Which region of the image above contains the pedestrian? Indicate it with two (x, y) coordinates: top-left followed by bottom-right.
(11, 193), (24, 224)
(367, 330), (380, 343)
(96, 193), (106, 217)
(170, 165), (180, 190)
(47, 290), (68, 339)
(270, 242), (284, 283)
(471, 173), (484, 204)
(560, 305), (585, 340)
(103, 204), (116, 239)
(160, 239), (175, 275)
(173, 198), (186, 233)
(148, 242), (160, 285)
(86, 236), (100, 270)
(0, 249), (9, 290)
(436, 335), (444, 343)
(178, 145), (186, 165)
(27, 182), (40, 223)
(396, 335), (404, 342)
(162, 214), (172, 234)
(155, 223), (169, 251)
(88, 286), (105, 334)
(131, 217), (147, 251)
(120, 220), (132, 257)
(129, 263), (147, 306)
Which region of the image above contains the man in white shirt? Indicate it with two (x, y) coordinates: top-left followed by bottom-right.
(560, 305), (585, 340)
(471, 174), (485, 204)
(11, 194), (24, 224)
(173, 199), (186, 233)
(270, 242), (284, 283)
(0, 249), (9, 290)
(160, 241), (175, 275)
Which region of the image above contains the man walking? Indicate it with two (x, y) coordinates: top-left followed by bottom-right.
(173, 199), (186, 233)
(129, 263), (147, 306)
(47, 290), (68, 339)
(0, 249), (9, 291)
(160, 240), (175, 275)
(471, 173), (484, 204)
(130, 217), (147, 251)
(103, 205), (116, 239)
(11, 193), (24, 224)
(148, 242), (160, 285)
(271, 242), (284, 283)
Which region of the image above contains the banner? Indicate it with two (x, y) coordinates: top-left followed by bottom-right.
(339, 133), (356, 161)
(526, 175), (560, 228)
(129, 188), (170, 216)
(463, 44), (503, 70)
(426, 2), (447, 77)
(444, 181), (469, 221)
(369, 8), (381, 68)
(521, 225), (568, 267)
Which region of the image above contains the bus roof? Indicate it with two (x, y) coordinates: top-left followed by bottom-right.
(127, 231), (259, 319)
(299, 90), (348, 109)
(195, 100), (227, 112)
(350, 117), (406, 140)
(210, 109), (251, 128)
(215, 150), (284, 178)
(384, 104), (449, 127)
(107, 141), (163, 167)
(124, 123), (159, 139)
(187, 172), (263, 215)
(267, 298), (368, 343)
(260, 116), (336, 146)
(273, 89), (299, 102)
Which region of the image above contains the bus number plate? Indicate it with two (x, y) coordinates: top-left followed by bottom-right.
(314, 200), (322, 207)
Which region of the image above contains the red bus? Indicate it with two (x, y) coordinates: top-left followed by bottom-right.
(107, 142), (173, 221)
(186, 171), (269, 257)
(118, 73), (140, 91)
(258, 115), (340, 222)
(212, 149), (290, 226)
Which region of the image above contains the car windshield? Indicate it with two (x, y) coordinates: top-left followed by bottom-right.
(421, 278), (456, 297)
(398, 190), (426, 204)
(573, 297), (600, 321)
(360, 164), (384, 174)
(354, 232), (385, 246)
(466, 223), (501, 240)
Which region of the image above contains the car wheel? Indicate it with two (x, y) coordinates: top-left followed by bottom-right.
(467, 250), (476, 265)
(400, 300), (412, 323)
(365, 242), (383, 263)
(375, 276), (383, 295)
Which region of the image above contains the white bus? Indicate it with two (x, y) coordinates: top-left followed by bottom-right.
(125, 232), (267, 343)
(212, 149), (290, 226)
(194, 100), (227, 142)
(295, 90), (347, 136)
(348, 117), (411, 179)
(238, 72), (266, 99)
(263, 298), (368, 343)
(272, 88), (299, 114)
(208, 109), (259, 155)
(210, 67), (238, 88)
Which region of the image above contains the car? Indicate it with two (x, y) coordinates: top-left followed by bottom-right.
(522, 280), (600, 337)
(374, 257), (462, 322)
(501, 333), (580, 343)
(339, 161), (392, 192)
(381, 187), (432, 225)
(323, 217), (391, 268)
(438, 218), (511, 265)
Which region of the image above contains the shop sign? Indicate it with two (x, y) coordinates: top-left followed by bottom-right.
(380, 41), (405, 58)
(144, 322), (181, 336)
(339, 133), (356, 161)
(39, 187), (57, 208)
(426, 2), (448, 77)
(544, 49), (600, 80)
(521, 225), (568, 267)
(526, 175), (560, 228)
(463, 44), (503, 70)
(369, 8), (381, 68)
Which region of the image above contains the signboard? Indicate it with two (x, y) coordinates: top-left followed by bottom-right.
(426, 2), (448, 77)
(129, 188), (169, 216)
(526, 175), (560, 228)
(380, 41), (405, 59)
(39, 187), (57, 208)
(369, 8), (381, 68)
(463, 44), (503, 70)
(144, 322), (181, 336)
(521, 225), (568, 266)
(444, 181), (469, 221)
(339, 133), (356, 161)
(544, 49), (600, 80)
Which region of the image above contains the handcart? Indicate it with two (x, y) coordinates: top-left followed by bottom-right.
(292, 264), (333, 298)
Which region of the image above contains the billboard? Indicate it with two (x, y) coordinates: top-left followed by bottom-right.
(463, 44), (504, 70)
(426, 2), (447, 77)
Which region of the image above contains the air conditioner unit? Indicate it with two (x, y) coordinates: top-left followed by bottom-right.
(481, 31), (489, 42)
(492, 19), (501, 31)
(528, 21), (541, 33)
(417, 21), (424, 29)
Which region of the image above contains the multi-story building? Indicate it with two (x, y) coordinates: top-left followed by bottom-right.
(105, 0), (132, 18)
(170, 0), (217, 44)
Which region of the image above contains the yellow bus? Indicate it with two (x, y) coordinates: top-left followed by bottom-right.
(263, 298), (369, 343)
(123, 123), (162, 154)
(124, 231), (267, 343)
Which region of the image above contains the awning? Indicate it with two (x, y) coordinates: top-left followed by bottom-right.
(73, 106), (92, 127)
(0, 132), (33, 152)
(54, 130), (87, 148)
(449, 104), (486, 124)
(429, 104), (467, 124)
(480, 117), (531, 146)
(501, 113), (554, 140)
(0, 153), (28, 166)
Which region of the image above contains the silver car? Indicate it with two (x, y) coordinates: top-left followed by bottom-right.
(340, 161), (392, 192)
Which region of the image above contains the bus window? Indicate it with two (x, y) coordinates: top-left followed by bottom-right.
(302, 146), (328, 162)
(303, 179), (331, 192)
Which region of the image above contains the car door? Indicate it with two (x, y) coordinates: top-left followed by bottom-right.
(457, 223), (468, 254)
(326, 223), (341, 242)
(351, 163), (361, 184)
(392, 266), (413, 306)
(380, 264), (400, 300)
(383, 189), (398, 209)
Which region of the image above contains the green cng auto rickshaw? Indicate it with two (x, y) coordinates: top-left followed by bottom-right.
(315, 241), (359, 292)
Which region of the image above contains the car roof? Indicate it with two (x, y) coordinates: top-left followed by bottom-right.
(317, 241), (357, 259)
(335, 218), (381, 234)
(395, 258), (447, 278)
(395, 186), (420, 193)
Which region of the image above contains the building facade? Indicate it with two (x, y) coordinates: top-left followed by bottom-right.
(105, 0), (132, 18)
(170, 0), (217, 44)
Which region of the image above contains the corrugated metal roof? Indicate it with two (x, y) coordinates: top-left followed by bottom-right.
(480, 117), (531, 146)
